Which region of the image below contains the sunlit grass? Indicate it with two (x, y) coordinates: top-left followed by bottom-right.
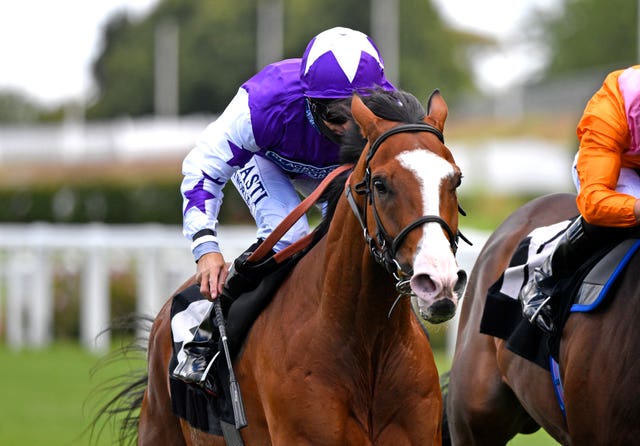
(0, 341), (558, 445)
(0, 341), (142, 446)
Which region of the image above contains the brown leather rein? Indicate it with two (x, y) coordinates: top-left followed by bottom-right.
(246, 163), (354, 264)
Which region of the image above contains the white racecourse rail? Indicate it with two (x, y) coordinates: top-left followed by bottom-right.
(0, 223), (485, 353)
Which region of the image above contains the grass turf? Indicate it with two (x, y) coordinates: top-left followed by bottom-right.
(0, 341), (143, 445)
(0, 342), (558, 445)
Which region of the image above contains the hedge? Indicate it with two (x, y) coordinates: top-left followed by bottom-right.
(0, 181), (253, 224)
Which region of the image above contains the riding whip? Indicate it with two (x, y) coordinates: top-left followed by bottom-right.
(212, 297), (248, 429)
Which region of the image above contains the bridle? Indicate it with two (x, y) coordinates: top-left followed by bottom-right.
(345, 122), (471, 296)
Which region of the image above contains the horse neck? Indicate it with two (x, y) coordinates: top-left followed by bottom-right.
(318, 195), (412, 340)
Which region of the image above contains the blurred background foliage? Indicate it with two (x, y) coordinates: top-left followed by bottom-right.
(0, 0), (637, 227)
(533, 0), (637, 79)
(0, 0), (635, 122)
(87, 0), (477, 118)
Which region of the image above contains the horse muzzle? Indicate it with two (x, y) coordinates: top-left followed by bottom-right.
(412, 268), (467, 324)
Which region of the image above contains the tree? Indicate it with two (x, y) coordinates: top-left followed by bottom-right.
(399, 0), (476, 102)
(0, 91), (42, 123)
(88, 11), (156, 118)
(87, 0), (477, 119)
(534, 0), (637, 79)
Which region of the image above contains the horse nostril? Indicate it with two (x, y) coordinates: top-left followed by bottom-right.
(455, 269), (468, 295)
(411, 273), (436, 294)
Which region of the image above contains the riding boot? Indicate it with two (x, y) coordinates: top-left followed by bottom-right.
(172, 307), (217, 384)
(519, 217), (590, 334)
(172, 239), (275, 385)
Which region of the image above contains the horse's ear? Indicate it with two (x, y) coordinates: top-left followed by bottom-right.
(425, 89), (448, 132)
(351, 93), (381, 138)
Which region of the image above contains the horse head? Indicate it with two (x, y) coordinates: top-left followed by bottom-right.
(347, 89), (467, 323)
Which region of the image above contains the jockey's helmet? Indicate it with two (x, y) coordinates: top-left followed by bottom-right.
(300, 27), (394, 99)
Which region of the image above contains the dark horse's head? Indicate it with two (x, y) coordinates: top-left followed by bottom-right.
(318, 88), (467, 324)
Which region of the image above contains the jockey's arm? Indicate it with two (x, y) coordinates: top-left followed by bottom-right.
(181, 87), (259, 298)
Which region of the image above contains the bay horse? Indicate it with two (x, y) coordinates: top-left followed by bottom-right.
(445, 193), (640, 445)
(129, 88), (467, 445)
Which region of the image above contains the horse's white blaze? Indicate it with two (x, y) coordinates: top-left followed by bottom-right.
(397, 150), (461, 312)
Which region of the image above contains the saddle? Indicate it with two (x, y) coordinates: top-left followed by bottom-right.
(480, 235), (640, 370)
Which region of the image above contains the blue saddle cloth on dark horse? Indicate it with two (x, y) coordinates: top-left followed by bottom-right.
(480, 235), (640, 418)
(480, 236), (640, 370)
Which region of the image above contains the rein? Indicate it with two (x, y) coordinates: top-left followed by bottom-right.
(247, 164), (354, 264)
(345, 122), (469, 296)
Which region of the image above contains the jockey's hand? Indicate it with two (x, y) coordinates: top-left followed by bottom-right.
(195, 252), (228, 301)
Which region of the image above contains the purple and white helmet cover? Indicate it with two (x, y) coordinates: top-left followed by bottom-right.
(301, 27), (395, 99)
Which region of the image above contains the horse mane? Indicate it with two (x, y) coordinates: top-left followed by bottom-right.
(339, 88), (427, 165)
(311, 88), (428, 242)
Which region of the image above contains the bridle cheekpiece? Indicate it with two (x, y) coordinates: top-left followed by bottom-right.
(344, 122), (470, 297)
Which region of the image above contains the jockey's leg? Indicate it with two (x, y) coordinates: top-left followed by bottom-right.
(519, 217), (588, 333)
(173, 157), (312, 385)
(520, 216), (640, 334)
(223, 156), (314, 298)
(522, 165), (640, 334)
(171, 304), (219, 388)
(232, 156), (311, 253)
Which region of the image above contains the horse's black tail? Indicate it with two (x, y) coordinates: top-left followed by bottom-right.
(85, 315), (152, 446)
(440, 370), (452, 446)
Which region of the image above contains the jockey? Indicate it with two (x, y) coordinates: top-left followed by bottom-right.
(173, 27), (395, 384)
(520, 65), (640, 334)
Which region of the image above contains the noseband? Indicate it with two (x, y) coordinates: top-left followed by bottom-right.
(345, 122), (470, 293)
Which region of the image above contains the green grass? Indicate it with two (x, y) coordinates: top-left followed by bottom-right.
(0, 342), (558, 445)
(0, 341), (143, 446)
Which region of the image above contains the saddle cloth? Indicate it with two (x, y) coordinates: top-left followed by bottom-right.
(479, 220), (640, 369)
(169, 285), (234, 435)
(169, 249), (302, 434)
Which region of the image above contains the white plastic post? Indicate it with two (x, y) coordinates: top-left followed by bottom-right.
(28, 248), (53, 347)
(136, 249), (161, 337)
(81, 249), (110, 353)
(6, 250), (28, 350)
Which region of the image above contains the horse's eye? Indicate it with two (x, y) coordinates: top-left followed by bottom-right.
(373, 178), (388, 194)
